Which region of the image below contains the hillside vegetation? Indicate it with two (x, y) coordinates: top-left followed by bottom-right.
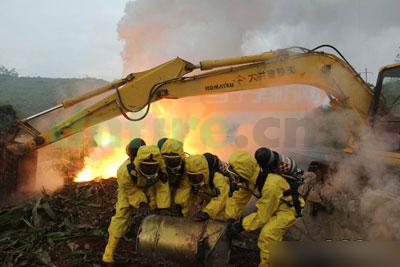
(0, 69), (107, 117)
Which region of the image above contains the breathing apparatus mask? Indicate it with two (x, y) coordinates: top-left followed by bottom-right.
(187, 172), (204, 194)
(163, 153), (183, 182)
(138, 157), (160, 186)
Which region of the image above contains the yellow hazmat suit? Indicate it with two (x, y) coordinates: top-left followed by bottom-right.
(228, 151), (298, 267)
(225, 186), (252, 220)
(225, 150), (260, 220)
(185, 154), (230, 219)
(160, 139), (192, 215)
(103, 145), (170, 263)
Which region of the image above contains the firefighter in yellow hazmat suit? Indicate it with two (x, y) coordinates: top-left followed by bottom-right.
(159, 138), (191, 216)
(226, 151), (300, 267)
(225, 179), (253, 220)
(184, 153), (230, 220)
(102, 143), (170, 263)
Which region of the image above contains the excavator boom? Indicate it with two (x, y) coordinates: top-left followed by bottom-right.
(8, 47), (373, 155)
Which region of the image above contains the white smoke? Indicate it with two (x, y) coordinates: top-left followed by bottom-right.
(118, 0), (273, 73)
(118, 0), (400, 81)
(317, 125), (400, 240)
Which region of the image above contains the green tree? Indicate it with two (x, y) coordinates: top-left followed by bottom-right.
(0, 104), (17, 139)
(0, 65), (18, 77)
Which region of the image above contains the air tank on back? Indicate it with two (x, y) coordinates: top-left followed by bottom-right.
(255, 147), (303, 176)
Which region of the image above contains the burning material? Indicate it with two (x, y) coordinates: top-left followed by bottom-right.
(74, 148), (123, 182)
(74, 126), (127, 182)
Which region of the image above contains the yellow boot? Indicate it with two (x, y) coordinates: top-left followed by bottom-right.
(102, 235), (120, 263)
(258, 250), (269, 267)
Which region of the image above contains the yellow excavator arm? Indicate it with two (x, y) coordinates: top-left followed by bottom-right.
(9, 47), (373, 155)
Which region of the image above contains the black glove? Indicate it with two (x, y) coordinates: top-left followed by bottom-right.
(138, 202), (150, 216)
(156, 208), (170, 216)
(226, 219), (244, 238)
(194, 211), (210, 222)
(171, 204), (183, 217)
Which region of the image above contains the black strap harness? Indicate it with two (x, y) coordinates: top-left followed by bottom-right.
(126, 161), (138, 184)
(203, 153), (220, 196)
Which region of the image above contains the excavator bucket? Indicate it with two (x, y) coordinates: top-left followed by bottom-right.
(0, 145), (37, 204)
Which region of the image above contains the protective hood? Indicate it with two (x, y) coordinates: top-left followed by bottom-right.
(184, 154), (209, 185)
(134, 145), (166, 175)
(160, 139), (185, 158)
(228, 151), (260, 184)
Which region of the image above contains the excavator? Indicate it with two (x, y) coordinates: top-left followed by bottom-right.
(1, 45), (399, 239)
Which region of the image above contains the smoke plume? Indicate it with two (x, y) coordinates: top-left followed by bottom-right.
(118, 0), (272, 72)
(118, 0), (400, 79)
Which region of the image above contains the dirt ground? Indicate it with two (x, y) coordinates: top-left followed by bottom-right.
(0, 179), (259, 267)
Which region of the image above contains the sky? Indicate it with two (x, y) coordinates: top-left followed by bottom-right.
(0, 0), (399, 83)
(0, 0), (128, 80)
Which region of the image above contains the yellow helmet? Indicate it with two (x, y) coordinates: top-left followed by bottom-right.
(185, 154), (209, 190)
(134, 145), (166, 185)
(228, 151), (260, 185)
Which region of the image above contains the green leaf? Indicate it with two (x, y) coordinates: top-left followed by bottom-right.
(41, 201), (57, 221)
(22, 218), (35, 230)
(32, 197), (43, 228)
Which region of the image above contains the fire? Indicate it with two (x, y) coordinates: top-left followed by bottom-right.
(74, 127), (127, 182)
(73, 100), (208, 182)
(74, 91), (244, 182)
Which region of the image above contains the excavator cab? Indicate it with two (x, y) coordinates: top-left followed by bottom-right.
(370, 64), (400, 151)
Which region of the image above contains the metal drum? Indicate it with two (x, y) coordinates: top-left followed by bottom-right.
(137, 215), (231, 266)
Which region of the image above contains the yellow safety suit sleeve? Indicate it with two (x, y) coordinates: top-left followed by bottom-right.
(155, 180), (171, 209)
(225, 187), (252, 220)
(116, 160), (148, 208)
(242, 174), (283, 231)
(174, 176), (192, 214)
(202, 173), (229, 219)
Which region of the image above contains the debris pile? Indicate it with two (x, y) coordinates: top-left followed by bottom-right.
(1, 179), (141, 267)
(0, 179), (258, 266)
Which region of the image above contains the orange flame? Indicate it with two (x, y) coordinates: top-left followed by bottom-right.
(73, 99), (210, 182)
(75, 127), (127, 182)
